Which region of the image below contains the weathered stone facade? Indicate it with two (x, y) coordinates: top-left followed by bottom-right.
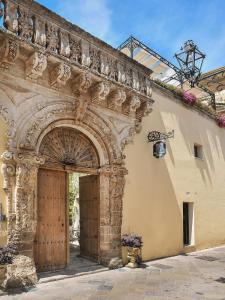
(0, 0), (154, 287)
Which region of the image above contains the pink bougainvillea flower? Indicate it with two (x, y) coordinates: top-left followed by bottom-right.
(183, 91), (197, 105)
(217, 115), (225, 128)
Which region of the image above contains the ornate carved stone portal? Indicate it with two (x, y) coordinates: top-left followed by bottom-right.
(0, 0), (154, 288)
(39, 128), (99, 168)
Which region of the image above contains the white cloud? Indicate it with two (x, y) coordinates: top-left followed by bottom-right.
(57, 0), (112, 40)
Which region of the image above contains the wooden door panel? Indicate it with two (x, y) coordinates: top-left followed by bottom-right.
(34, 169), (67, 272)
(79, 175), (99, 261)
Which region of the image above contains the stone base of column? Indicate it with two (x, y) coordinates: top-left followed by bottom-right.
(3, 255), (37, 290)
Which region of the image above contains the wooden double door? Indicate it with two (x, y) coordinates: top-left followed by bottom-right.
(34, 168), (99, 272)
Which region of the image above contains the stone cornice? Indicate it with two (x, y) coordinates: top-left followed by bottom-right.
(0, 0), (152, 99)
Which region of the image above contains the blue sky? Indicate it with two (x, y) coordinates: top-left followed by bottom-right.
(38, 0), (225, 72)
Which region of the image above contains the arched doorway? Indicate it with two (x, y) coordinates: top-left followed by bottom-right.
(34, 127), (101, 272)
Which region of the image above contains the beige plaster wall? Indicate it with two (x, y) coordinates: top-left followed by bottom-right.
(123, 87), (225, 262)
(0, 117), (8, 246)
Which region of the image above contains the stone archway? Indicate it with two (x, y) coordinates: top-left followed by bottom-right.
(35, 127), (102, 271)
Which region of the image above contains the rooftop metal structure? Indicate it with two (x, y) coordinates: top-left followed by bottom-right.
(118, 36), (225, 110)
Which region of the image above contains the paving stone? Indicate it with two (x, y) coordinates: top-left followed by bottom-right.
(2, 246), (225, 299)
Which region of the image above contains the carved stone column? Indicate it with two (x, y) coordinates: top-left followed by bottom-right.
(13, 153), (45, 256)
(1, 151), (16, 244)
(1, 152), (45, 288)
(99, 164), (127, 266)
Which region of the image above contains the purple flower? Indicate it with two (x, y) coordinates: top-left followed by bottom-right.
(183, 91), (196, 105)
(121, 234), (143, 248)
(217, 115), (225, 128)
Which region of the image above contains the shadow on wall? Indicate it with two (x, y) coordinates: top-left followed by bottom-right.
(123, 109), (183, 261)
(122, 88), (225, 261)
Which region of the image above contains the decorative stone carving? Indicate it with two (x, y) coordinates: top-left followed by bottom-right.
(146, 78), (152, 97)
(14, 153), (45, 241)
(132, 70), (140, 91)
(26, 52), (47, 80)
(136, 99), (153, 121)
(81, 40), (91, 67)
(125, 66), (133, 87)
(59, 30), (70, 58)
(33, 16), (46, 47)
(90, 45), (100, 72)
(4, 255), (38, 289)
(123, 95), (141, 116)
(4, 0), (18, 33)
(0, 38), (19, 69)
(73, 72), (93, 95)
(18, 6), (33, 40)
(70, 35), (81, 64)
(117, 62), (126, 84)
(74, 97), (88, 122)
(108, 89), (127, 110)
(1, 151), (16, 243)
(100, 53), (110, 76)
(50, 63), (71, 89)
(1, 151), (15, 190)
(39, 127), (99, 168)
(46, 23), (59, 54)
(0, 0), (153, 99)
(107, 58), (117, 81)
(92, 81), (111, 104)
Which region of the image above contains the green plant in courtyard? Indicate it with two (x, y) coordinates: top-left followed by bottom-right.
(68, 174), (79, 226)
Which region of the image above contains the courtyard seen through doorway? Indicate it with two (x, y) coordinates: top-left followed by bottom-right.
(37, 171), (104, 282)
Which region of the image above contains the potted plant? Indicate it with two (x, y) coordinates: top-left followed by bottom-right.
(121, 234), (143, 268)
(0, 244), (18, 290)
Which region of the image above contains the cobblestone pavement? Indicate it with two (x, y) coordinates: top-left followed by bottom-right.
(2, 246), (225, 300)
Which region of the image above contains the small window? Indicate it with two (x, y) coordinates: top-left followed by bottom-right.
(194, 144), (203, 159)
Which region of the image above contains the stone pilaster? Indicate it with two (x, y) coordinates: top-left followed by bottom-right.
(99, 164), (127, 266)
(13, 153), (45, 256)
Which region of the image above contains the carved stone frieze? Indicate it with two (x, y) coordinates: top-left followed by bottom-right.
(50, 63), (71, 89)
(123, 95), (141, 116)
(90, 45), (100, 72)
(0, 0), (153, 100)
(108, 89), (126, 111)
(46, 23), (59, 54)
(92, 81), (111, 105)
(100, 53), (110, 76)
(136, 98), (153, 121)
(81, 40), (91, 67)
(0, 38), (19, 69)
(1, 151), (15, 190)
(18, 6), (33, 40)
(74, 97), (88, 122)
(4, 0), (18, 33)
(26, 52), (47, 80)
(70, 35), (81, 64)
(73, 72), (93, 96)
(117, 62), (126, 84)
(59, 29), (70, 58)
(33, 16), (46, 47)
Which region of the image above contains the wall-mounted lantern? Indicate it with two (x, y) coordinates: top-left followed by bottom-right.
(148, 130), (174, 158)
